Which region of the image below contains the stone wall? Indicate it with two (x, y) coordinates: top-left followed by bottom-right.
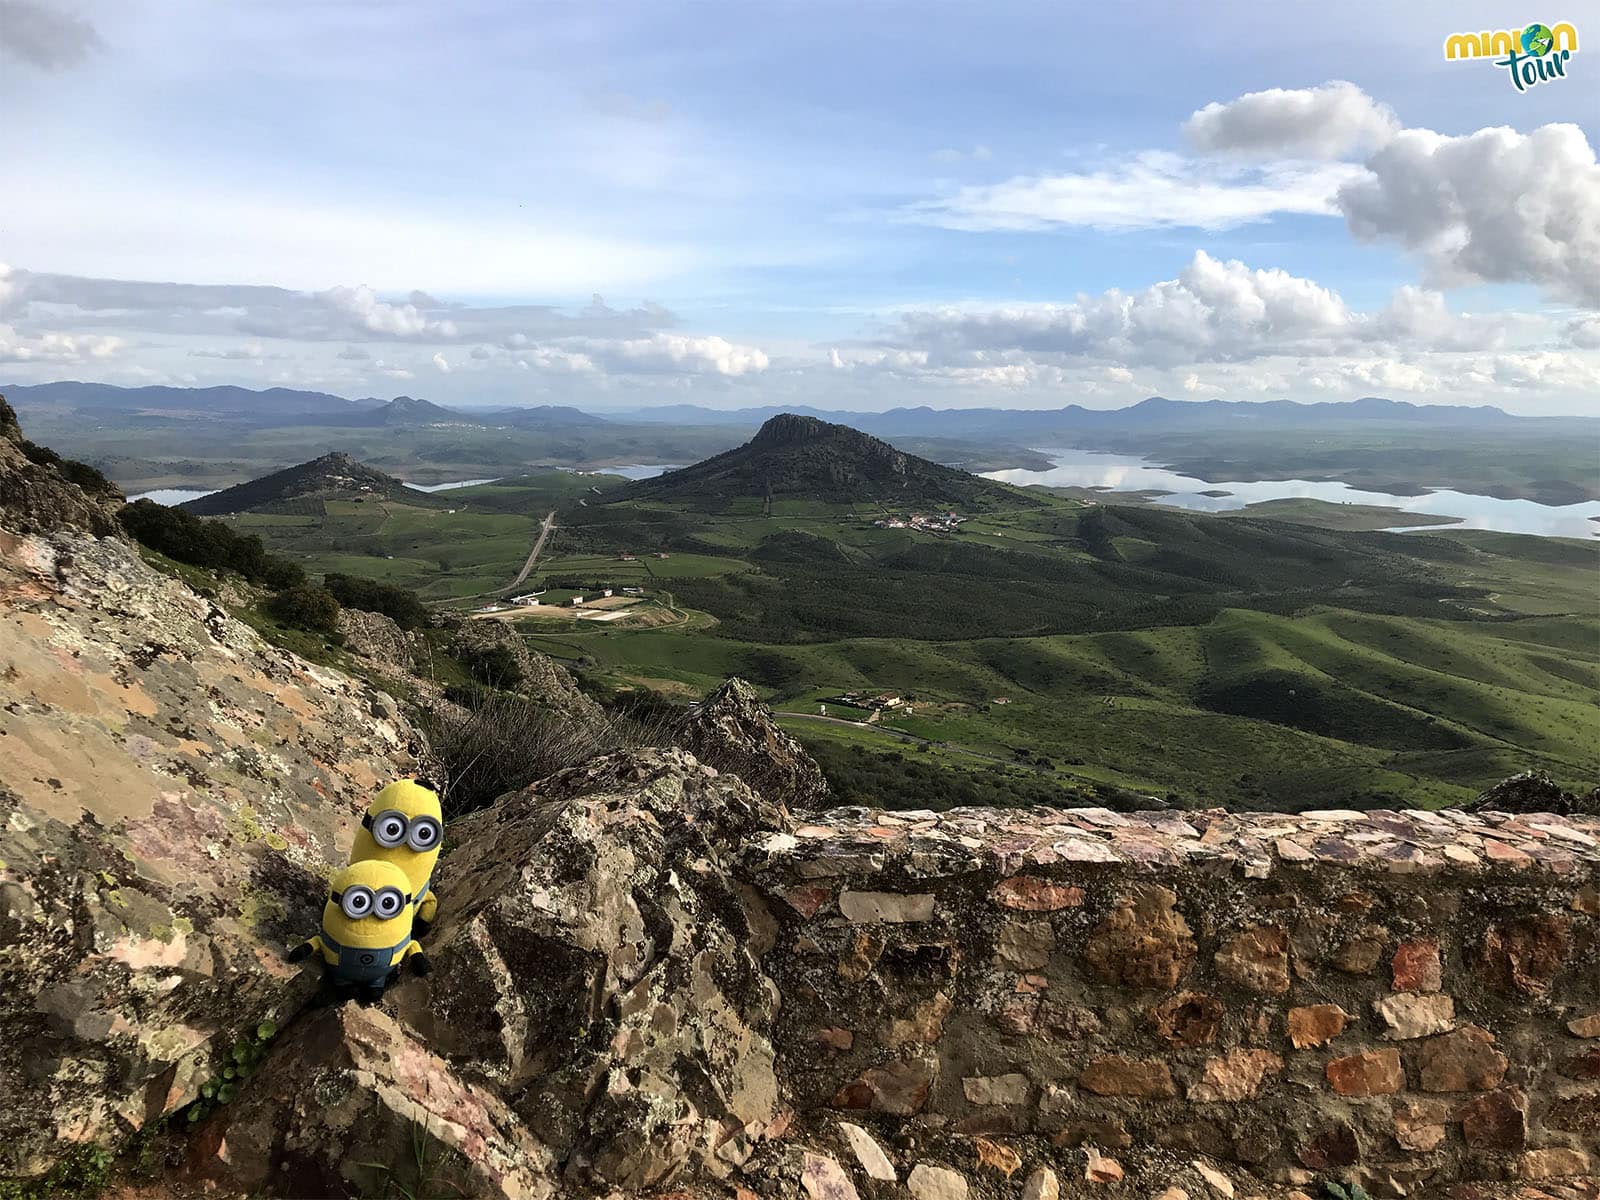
(740, 804), (1600, 1196)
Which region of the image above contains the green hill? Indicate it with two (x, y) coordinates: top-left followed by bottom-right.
(181, 452), (430, 516)
(615, 413), (1038, 510)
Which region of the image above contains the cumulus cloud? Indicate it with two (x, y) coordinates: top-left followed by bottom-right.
(320, 285), (458, 340)
(431, 352), (451, 373)
(0, 322), (120, 363)
(885, 251), (1498, 368)
(915, 82), (1600, 309)
(1303, 360), (1439, 394)
(909, 152), (1360, 232)
(1184, 81), (1399, 159)
(513, 347), (596, 374)
(0, 0), (102, 71)
(1566, 316), (1600, 349)
(1337, 122), (1600, 305)
(587, 333), (768, 377)
(1468, 350), (1600, 391)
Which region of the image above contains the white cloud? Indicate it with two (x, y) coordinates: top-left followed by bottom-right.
(914, 82), (1600, 310)
(1304, 360), (1439, 394)
(431, 352), (451, 373)
(592, 333), (769, 376)
(1337, 122), (1600, 306)
(0, 267), (681, 346)
(1104, 366), (1132, 383)
(321, 285), (458, 340)
(1182, 372), (1204, 393)
(1566, 316), (1600, 349)
(0, 322), (121, 363)
(885, 251), (1498, 367)
(908, 152), (1362, 232)
(514, 347), (596, 374)
(1184, 81), (1398, 160)
(1471, 351), (1600, 391)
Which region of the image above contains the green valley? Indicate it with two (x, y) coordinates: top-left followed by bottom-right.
(206, 415), (1600, 813)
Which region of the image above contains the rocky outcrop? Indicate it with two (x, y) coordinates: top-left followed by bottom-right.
(186, 748), (791, 1196)
(674, 677), (830, 810)
(187, 1004), (556, 1200)
(0, 521), (423, 1177)
(447, 616), (606, 726)
(335, 606), (416, 670)
(1468, 768), (1600, 817)
(0, 393), (124, 536)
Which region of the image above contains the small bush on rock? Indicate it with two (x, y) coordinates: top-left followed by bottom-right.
(323, 573), (430, 630)
(266, 584), (341, 633)
(119, 499), (305, 588)
(423, 687), (671, 815)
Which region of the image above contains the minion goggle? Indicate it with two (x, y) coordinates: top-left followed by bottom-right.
(362, 810), (443, 852)
(330, 884), (412, 921)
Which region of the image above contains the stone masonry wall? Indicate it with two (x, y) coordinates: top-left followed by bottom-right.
(740, 805), (1600, 1195)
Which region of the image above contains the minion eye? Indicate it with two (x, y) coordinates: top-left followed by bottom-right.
(372, 811), (408, 848)
(406, 817), (441, 852)
(341, 886), (374, 919)
(374, 887), (404, 918)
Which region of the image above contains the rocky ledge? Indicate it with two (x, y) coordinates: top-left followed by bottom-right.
(754, 804), (1600, 878)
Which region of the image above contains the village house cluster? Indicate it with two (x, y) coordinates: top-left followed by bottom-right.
(872, 510), (967, 532)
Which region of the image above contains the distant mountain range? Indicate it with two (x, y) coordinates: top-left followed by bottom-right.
(10, 381), (1592, 438)
(179, 451), (423, 515)
(2, 383), (610, 431)
(618, 413), (1036, 509)
(609, 396), (1597, 438)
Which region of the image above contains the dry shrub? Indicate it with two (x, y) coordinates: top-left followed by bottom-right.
(424, 687), (674, 817)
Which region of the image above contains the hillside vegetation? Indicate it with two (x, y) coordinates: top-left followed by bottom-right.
(620, 413), (1039, 511)
(194, 421), (1600, 812)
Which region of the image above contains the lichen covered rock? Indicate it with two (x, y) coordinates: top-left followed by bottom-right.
(335, 606), (417, 670)
(0, 522), (423, 1177)
(674, 677), (830, 810)
(0, 394), (125, 536)
(392, 748), (791, 1191)
(186, 1004), (556, 1200)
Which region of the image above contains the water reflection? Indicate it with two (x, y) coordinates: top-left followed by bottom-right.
(125, 488), (215, 505)
(982, 449), (1600, 539)
(127, 464), (679, 505)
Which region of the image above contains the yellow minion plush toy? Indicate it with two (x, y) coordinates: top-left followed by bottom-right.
(350, 778), (444, 932)
(288, 859), (429, 1003)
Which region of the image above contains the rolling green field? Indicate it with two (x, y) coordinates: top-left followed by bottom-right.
(231, 470), (1600, 812)
(220, 471), (605, 600)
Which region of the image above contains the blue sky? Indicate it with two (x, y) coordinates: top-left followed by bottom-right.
(1, 0), (1596, 411)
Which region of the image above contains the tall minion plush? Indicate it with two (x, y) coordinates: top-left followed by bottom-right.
(349, 778), (444, 932)
(288, 860), (429, 1003)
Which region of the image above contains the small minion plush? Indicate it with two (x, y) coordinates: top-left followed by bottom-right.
(288, 859), (429, 1003)
(350, 778), (444, 932)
